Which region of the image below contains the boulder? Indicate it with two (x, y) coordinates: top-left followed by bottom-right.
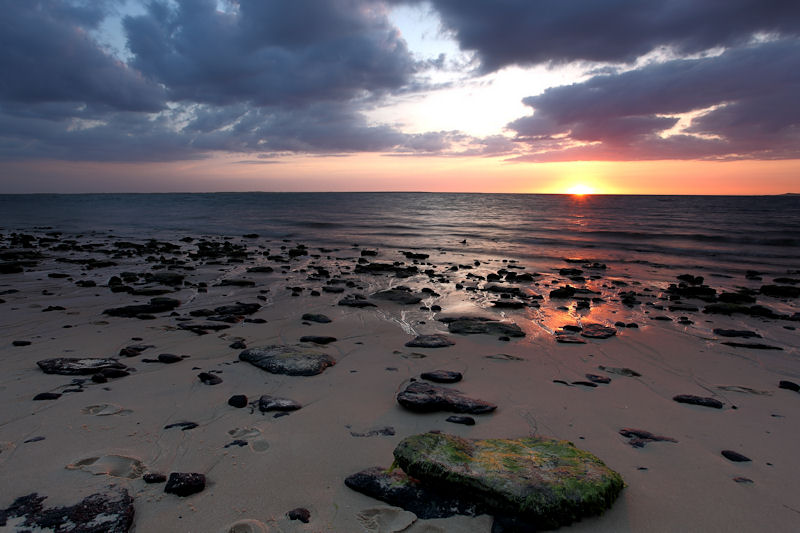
(239, 345), (336, 376)
(396, 381), (496, 414)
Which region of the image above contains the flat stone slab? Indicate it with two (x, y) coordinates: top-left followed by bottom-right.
(405, 334), (455, 348)
(37, 357), (127, 375)
(393, 432), (624, 528)
(0, 487), (134, 532)
(580, 323), (617, 339)
(396, 381), (496, 414)
(239, 344), (336, 376)
(440, 316), (525, 337)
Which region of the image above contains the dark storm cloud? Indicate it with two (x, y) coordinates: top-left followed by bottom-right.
(418, 0), (800, 71)
(508, 39), (800, 161)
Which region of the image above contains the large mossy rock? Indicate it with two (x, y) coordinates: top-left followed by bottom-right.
(239, 344), (335, 376)
(392, 432), (623, 529)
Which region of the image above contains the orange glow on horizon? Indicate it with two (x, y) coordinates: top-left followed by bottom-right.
(565, 184), (595, 195)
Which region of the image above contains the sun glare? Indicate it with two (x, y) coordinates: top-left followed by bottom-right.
(566, 184), (594, 195)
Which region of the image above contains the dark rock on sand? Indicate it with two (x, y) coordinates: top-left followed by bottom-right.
(33, 392), (62, 401)
(239, 345), (336, 376)
(405, 334), (455, 348)
(178, 323), (231, 335)
(164, 472), (206, 496)
(0, 487), (134, 532)
(157, 353), (183, 364)
(619, 428), (678, 448)
(580, 323), (617, 339)
(585, 374), (611, 384)
(37, 357), (127, 375)
(164, 422), (198, 431)
(344, 466), (483, 519)
(778, 380), (800, 392)
(598, 365), (641, 377)
(714, 329), (761, 338)
(673, 394), (723, 409)
(143, 472), (167, 483)
(338, 294), (377, 308)
(258, 395), (302, 412)
(721, 450), (751, 462)
(12, 340), (31, 346)
(396, 381), (496, 414)
(216, 279), (256, 287)
(393, 432), (624, 528)
(721, 342), (783, 350)
(440, 316), (525, 337)
(703, 303), (782, 319)
(446, 415), (476, 425)
(228, 394), (248, 408)
(372, 288), (424, 305)
(300, 335), (337, 345)
(301, 313), (332, 323)
(198, 372), (223, 385)
(420, 370), (463, 383)
(103, 297), (181, 318)
(287, 507), (311, 523)
(760, 284), (800, 298)
(549, 285), (576, 299)
(350, 426), (396, 437)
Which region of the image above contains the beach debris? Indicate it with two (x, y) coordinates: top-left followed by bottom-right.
(258, 395), (302, 412)
(619, 428), (678, 448)
(239, 344), (336, 376)
(446, 415), (476, 426)
(287, 507), (311, 523)
(598, 365), (641, 377)
(580, 323), (617, 339)
(779, 380), (800, 392)
(198, 372), (223, 385)
(572, 380), (598, 387)
(721, 450), (751, 462)
(420, 370), (462, 383)
(396, 382), (496, 414)
(12, 340), (31, 346)
(0, 488), (134, 532)
(405, 334), (455, 348)
(37, 357), (127, 376)
(440, 316), (525, 337)
(164, 472), (206, 496)
(302, 313), (332, 323)
(673, 394), (724, 409)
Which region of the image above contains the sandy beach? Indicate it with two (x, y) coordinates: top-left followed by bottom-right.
(1, 228), (799, 532)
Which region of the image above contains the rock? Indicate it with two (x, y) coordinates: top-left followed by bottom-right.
(157, 353), (183, 364)
(405, 334), (455, 348)
(598, 365), (641, 377)
(446, 415), (476, 426)
(721, 450), (751, 462)
(143, 472), (167, 483)
(350, 426), (396, 437)
(555, 334), (586, 344)
(721, 342), (783, 350)
(229, 341), (247, 349)
(301, 313), (332, 323)
(585, 374), (611, 384)
(714, 329), (761, 338)
(392, 432), (624, 528)
(372, 288), (424, 305)
(12, 340), (31, 346)
(345, 467), (482, 519)
(228, 394), (248, 408)
(779, 380), (800, 392)
(300, 335), (337, 345)
(0, 487), (134, 532)
(149, 271), (185, 286)
(549, 285), (576, 298)
(258, 395), (302, 412)
(338, 294), (377, 307)
(396, 381), (496, 414)
(760, 284), (800, 298)
(240, 345), (336, 376)
(33, 392), (61, 401)
(164, 421), (198, 431)
(217, 279), (256, 287)
(703, 303), (782, 319)
(198, 372), (223, 385)
(164, 472), (206, 496)
(673, 394), (723, 409)
(287, 507), (311, 523)
(420, 370), (463, 383)
(247, 266), (274, 273)
(440, 316), (525, 337)
(37, 357), (127, 376)
(619, 428), (677, 448)
(580, 323), (617, 339)
(103, 297), (180, 317)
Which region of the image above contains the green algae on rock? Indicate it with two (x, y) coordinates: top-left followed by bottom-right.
(392, 432), (623, 529)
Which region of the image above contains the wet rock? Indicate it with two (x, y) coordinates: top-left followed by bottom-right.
(287, 507), (311, 523)
(239, 344), (336, 376)
(779, 380), (800, 392)
(703, 303), (782, 319)
(555, 333), (586, 344)
(103, 297), (180, 318)
(440, 316), (525, 337)
(673, 394), (723, 409)
(12, 340), (31, 346)
(372, 288), (424, 305)
(301, 313), (332, 323)
(667, 283), (716, 301)
(405, 334), (455, 348)
(164, 472), (206, 496)
(143, 472), (167, 483)
(580, 324), (617, 339)
(446, 415), (476, 426)
(721, 342), (782, 350)
(37, 357), (127, 376)
(677, 274), (704, 285)
(619, 428), (678, 448)
(392, 432), (624, 528)
(598, 365), (641, 377)
(300, 335), (337, 345)
(350, 426), (396, 437)
(178, 323), (231, 335)
(760, 285), (800, 298)
(585, 374), (611, 384)
(216, 279), (256, 287)
(396, 381), (496, 414)
(157, 353), (183, 364)
(164, 421), (198, 431)
(714, 329), (761, 338)
(338, 294), (377, 308)
(258, 395), (302, 412)
(721, 450), (751, 462)
(0, 487), (134, 532)
(247, 266), (274, 273)
(420, 370), (463, 383)
(198, 372), (223, 385)
(33, 392), (61, 401)
(228, 394), (248, 408)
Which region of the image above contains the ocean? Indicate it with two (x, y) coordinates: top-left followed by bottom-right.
(1, 193), (798, 282)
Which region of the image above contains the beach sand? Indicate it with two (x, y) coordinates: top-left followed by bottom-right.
(1, 230), (798, 532)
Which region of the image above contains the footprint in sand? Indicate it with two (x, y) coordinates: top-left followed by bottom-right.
(66, 454), (145, 479)
(356, 506), (417, 533)
(219, 519), (269, 533)
(81, 404), (133, 416)
(228, 427), (270, 453)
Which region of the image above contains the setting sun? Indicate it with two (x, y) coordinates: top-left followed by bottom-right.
(566, 184), (595, 195)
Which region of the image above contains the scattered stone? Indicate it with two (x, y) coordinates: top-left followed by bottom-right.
(779, 380), (800, 392)
(228, 395), (248, 408)
(300, 335), (337, 345)
(37, 357), (127, 376)
(198, 372), (223, 385)
(555, 333), (586, 344)
(714, 329), (761, 338)
(240, 345), (336, 376)
(12, 340), (31, 347)
(440, 316), (525, 337)
(405, 334), (455, 348)
(143, 472), (167, 483)
(619, 428), (678, 448)
(103, 297), (180, 318)
(572, 380), (597, 387)
(721, 450), (751, 462)
(338, 294), (377, 307)
(580, 323), (617, 339)
(721, 342), (783, 350)
(350, 426), (396, 437)
(372, 288), (424, 305)
(224, 440), (248, 448)
(549, 285), (576, 298)
(258, 395), (302, 412)
(760, 284), (800, 298)
(392, 432), (624, 528)
(585, 374), (611, 384)
(157, 353), (183, 364)
(164, 421), (198, 431)
(446, 415), (475, 426)
(301, 313), (332, 323)
(33, 392), (61, 401)
(673, 394), (723, 409)
(396, 381), (496, 414)
(0, 488), (134, 532)
(717, 385), (771, 395)
(287, 507), (311, 523)
(485, 353), (524, 361)
(598, 365), (641, 377)
(217, 279), (256, 287)
(164, 472), (206, 496)
(420, 370), (463, 383)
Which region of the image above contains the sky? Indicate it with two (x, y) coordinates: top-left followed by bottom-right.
(1, 0), (799, 194)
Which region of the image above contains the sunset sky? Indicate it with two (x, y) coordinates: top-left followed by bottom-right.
(1, 0), (798, 194)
